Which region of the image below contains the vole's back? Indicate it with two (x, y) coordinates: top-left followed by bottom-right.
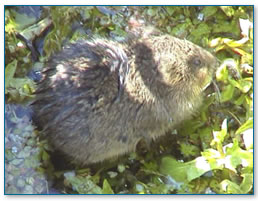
(32, 34), (217, 165)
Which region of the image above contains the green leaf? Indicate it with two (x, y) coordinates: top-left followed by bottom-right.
(180, 143), (200, 157)
(42, 150), (50, 161)
(117, 164), (126, 173)
(166, 7), (176, 16)
(201, 149), (224, 170)
(201, 6), (218, 19)
(220, 179), (242, 194)
(225, 39), (244, 48)
(228, 78), (252, 93)
(220, 6), (235, 17)
(5, 16), (17, 34)
(102, 179), (114, 194)
(190, 23), (211, 38)
(199, 127), (214, 149)
(211, 119), (228, 146)
(213, 18), (240, 36)
(238, 79), (252, 93)
(239, 173), (253, 194)
(64, 174), (102, 194)
(83, 9), (91, 20)
(11, 10), (37, 31)
(241, 51), (253, 65)
(225, 139), (253, 170)
(220, 84), (235, 102)
(5, 60), (17, 89)
(9, 78), (34, 90)
(234, 94), (245, 105)
(220, 173), (253, 194)
(171, 19), (193, 38)
(5, 59), (36, 101)
(20, 17), (52, 42)
(186, 157), (212, 182)
(216, 63), (229, 82)
(111, 26), (127, 37)
(160, 156), (212, 183)
(147, 8), (156, 16)
(160, 157), (188, 183)
(235, 118), (253, 135)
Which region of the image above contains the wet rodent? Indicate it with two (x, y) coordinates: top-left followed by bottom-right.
(32, 29), (218, 166)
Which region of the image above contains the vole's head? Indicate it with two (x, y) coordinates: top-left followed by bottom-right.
(150, 35), (218, 95)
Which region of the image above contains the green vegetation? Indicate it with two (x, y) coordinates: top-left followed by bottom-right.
(5, 6), (253, 194)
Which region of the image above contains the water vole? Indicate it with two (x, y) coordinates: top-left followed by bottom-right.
(32, 31), (218, 165)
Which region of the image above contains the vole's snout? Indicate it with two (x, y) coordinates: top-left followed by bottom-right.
(211, 57), (220, 70)
(192, 51), (218, 90)
(208, 57), (220, 83)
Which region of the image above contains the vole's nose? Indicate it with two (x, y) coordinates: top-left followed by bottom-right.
(209, 57), (220, 70)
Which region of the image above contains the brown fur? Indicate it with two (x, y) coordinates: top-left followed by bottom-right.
(32, 32), (217, 165)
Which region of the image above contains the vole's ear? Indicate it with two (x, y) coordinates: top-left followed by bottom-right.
(126, 17), (162, 41)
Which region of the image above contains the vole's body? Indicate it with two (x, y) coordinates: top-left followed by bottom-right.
(32, 32), (217, 165)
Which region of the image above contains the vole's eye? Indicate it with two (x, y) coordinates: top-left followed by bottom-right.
(192, 58), (202, 67)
